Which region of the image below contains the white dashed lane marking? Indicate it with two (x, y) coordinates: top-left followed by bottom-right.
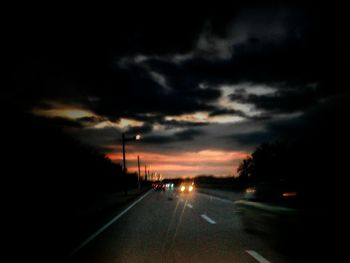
(246, 250), (271, 263)
(200, 214), (216, 224)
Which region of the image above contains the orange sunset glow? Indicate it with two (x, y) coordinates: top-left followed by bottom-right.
(106, 149), (248, 178)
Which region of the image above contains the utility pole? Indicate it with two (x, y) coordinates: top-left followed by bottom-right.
(137, 155), (141, 191)
(145, 165), (148, 181)
(122, 133), (126, 173)
(121, 133), (127, 196)
(120, 133), (141, 195)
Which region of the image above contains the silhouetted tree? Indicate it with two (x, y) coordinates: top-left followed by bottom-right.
(237, 156), (253, 181)
(237, 141), (293, 184)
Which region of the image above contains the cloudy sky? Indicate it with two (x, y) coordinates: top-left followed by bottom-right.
(5, 2), (349, 178)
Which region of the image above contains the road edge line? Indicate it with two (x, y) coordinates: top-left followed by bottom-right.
(68, 189), (153, 259)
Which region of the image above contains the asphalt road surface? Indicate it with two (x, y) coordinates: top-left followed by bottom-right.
(68, 188), (299, 263)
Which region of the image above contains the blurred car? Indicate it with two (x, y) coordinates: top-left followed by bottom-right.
(235, 183), (302, 246)
(178, 182), (195, 193)
(164, 182), (175, 189)
(153, 182), (165, 191)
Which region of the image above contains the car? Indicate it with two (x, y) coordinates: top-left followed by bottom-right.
(178, 182), (195, 193)
(164, 182), (175, 189)
(235, 183), (302, 246)
(153, 182), (165, 191)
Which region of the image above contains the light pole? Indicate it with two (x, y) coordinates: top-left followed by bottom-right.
(144, 165), (148, 181)
(121, 133), (141, 195)
(137, 155), (141, 191)
(122, 133), (126, 173)
(121, 133), (141, 173)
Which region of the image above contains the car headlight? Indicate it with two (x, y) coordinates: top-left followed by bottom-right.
(181, 186), (185, 192)
(189, 186), (193, 191)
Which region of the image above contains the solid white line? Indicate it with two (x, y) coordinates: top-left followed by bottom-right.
(201, 214), (216, 224)
(246, 250), (271, 263)
(68, 189), (153, 258)
(187, 204), (193, 208)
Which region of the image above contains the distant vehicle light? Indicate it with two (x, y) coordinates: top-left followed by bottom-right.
(189, 186), (193, 191)
(181, 186), (185, 192)
(246, 188), (256, 193)
(282, 191), (298, 197)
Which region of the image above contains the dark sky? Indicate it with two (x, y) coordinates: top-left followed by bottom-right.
(4, 2), (350, 177)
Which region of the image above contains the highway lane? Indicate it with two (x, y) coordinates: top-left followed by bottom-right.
(69, 189), (297, 263)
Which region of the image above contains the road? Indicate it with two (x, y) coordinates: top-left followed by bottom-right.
(68, 188), (298, 263)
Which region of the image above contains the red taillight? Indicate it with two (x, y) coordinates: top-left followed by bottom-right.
(283, 191), (297, 197)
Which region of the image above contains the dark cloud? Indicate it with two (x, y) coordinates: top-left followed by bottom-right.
(142, 129), (204, 144)
(5, 2), (349, 161)
(268, 93), (350, 142)
(229, 130), (275, 148)
(141, 4), (347, 104)
(209, 108), (237, 117)
(126, 124), (153, 135)
(208, 108), (252, 119)
(159, 120), (209, 129)
(229, 84), (319, 113)
(80, 64), (222, 123)
(44, 117), (83, 129)
(147, 35), (318, 89)
(225, 92), (350, 150)
(174, 129), (205, 141)
(139, 135), (173, 145)
(9, 3), (347, 116)
(77, 116), (105, 126)
(71, 127), (121, 150)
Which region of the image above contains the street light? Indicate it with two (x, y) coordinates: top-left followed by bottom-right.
(121, 132), (141, 195)
(121, 133), (141, 173)
(137, 155), (141, 191)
